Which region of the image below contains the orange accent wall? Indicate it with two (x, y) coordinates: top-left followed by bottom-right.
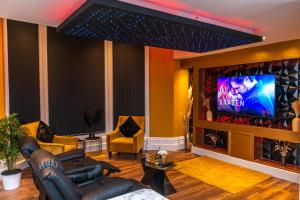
(0, 18), (5, 118)
(149, 47), (188, 137)
(150, 47), (174, 137)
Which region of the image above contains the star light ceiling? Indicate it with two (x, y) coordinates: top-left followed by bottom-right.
(57, 0), (263, 53)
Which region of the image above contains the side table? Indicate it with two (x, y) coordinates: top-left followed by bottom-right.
(83, 137), (102, 153)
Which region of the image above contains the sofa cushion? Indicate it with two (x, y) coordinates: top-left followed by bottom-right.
(36, 121), (54, 143)
(119, 116), (140, 137)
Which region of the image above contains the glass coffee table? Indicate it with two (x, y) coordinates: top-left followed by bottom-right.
(141, 153), (178, 196)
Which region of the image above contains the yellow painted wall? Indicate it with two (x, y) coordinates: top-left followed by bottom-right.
(173, 61), (188, 137)
(0, 19), (5, 118)
(149, 47), (188, 137)
(181, 39), (300, 68)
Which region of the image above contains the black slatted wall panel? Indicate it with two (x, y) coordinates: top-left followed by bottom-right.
(47, 27), (105, 135)
(113, 42), (145, 127)
(8, 20), (40, 124)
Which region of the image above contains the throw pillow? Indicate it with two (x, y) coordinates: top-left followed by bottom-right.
(119, 116), (141, 137)
(36, 121), (54, 143)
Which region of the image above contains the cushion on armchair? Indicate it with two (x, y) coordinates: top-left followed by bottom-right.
(36, 121), (54, 143)
(119, 116), (140, 137)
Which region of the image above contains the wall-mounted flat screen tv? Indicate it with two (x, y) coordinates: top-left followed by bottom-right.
(217, 75), (275, 117)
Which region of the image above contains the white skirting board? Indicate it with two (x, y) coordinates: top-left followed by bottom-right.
(81, 134), (185, 152)
(144, 136), (185, 151)
(192, 146), (300, 184)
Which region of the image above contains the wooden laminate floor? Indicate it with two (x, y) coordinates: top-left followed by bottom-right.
(0, 151), (298, 200)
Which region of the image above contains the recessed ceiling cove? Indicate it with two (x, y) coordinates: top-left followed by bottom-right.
(57, 0), (263, 53)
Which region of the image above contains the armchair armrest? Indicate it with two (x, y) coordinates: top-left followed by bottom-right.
(133, 129), (144, 151)
(106, 129), (122, 141)
(38, 142), (65, 155)
(106, 129), (122, 151)
(53, 135), (78, 147)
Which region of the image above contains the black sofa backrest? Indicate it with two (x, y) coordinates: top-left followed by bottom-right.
(30, 149), (82, 200)
(18, 135), (41, 160)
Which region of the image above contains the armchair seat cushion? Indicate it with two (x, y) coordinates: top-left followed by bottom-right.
(111, 137), (134, 144)
(64, 144), (77, 152)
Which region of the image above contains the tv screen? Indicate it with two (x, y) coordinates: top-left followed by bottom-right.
(217, 75), (275, 117)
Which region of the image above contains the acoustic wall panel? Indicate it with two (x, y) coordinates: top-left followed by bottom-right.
(47, 27), (105, 135)
(113, 42), (145, 127)
(7, 20), (40, 124)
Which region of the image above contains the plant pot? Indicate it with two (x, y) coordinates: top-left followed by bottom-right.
(1, 169), (22, 190)
(206, 110), (213, 121)
(292, 117), (300, 132)
(281, 156), (287, 167)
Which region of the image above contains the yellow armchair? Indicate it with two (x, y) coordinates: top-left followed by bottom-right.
(22, 121), (78, 155)
(107, 116), (144, 159)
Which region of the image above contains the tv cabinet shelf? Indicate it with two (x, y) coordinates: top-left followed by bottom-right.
(254, 158), (300, 173)
(196, 120), (300, 143)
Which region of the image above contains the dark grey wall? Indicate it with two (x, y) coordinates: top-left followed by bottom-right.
(47, 27), (105, 135)
(8, 20), (40, 124)
(113, 42), (145, 127)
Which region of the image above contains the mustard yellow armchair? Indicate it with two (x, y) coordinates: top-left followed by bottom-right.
(22, 121), (78, 155)
(107, 116), (144, 159)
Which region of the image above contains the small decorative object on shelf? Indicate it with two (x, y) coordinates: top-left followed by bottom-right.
(183, 85), (193, 151)
(274, 141), (293, 166)
(154, 147), (168, 163)
(202, 94), (212, 121)
(206, 131), (223, 149)
(0, 113), (25, 190)
(291, 96), (300, 132)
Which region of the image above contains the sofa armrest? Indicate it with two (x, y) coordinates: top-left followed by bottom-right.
(53, 135), (78, 147)
(82, 177), (134, 200)
(66, 163), (103, 185)
(133, 130), (144, 151)
(38, 142), (65, 155)
(97, 161), (121, 176)
(56, 149), (85, 162)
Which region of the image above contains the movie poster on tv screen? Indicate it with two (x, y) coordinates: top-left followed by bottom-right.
(217, 75), (275, 117)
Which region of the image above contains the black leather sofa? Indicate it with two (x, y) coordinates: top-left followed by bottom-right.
(18, 136), (121, 179)
(30, 149), (146, 200)
(18, 136), (122, 199)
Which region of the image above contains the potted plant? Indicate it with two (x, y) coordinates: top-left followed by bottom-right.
(0, 113), (25, 190)
(183, 85), (193, 151)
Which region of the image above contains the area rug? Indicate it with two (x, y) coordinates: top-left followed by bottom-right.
(175, 156), (271, 194)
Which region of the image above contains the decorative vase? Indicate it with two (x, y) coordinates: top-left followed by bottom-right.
(281, 155), (287, 167)
(292, 117), (300, 132)
(206, 110), (213, 121)
(185, 132), (192, 151)
(212, 142), (217, 149)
